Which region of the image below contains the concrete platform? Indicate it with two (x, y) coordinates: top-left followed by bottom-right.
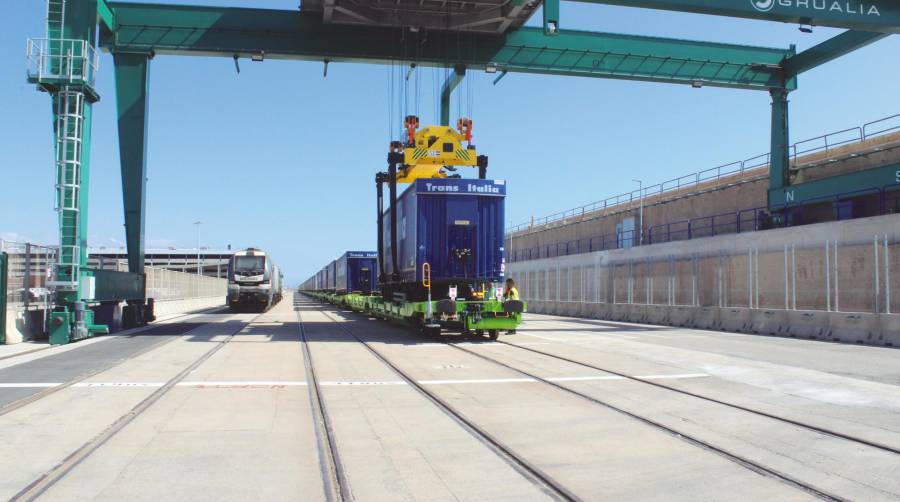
(1, 292), (899, 500)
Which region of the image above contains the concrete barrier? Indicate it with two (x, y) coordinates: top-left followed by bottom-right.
(522, 293), (900, 349)
(877, 315), (900, 347)
(532, 300), (549, 315)
(564, 302), (583, 317)
(720, 308), (751, 332)
(646, 305), (670, 325)
(668, 306), (693, 327)
(608, 303), (628, 322)
(691, 307), (719, 330)
(3, 308), (44, 344)
(750, 309), (788, 336)
(628, 304), (649, 324)
(827, 312), (878, 345)
(785, 310), (830, 339)
(584, 303), (610, 319)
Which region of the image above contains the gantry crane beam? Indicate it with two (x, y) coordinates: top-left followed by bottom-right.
(101, 2), (795, 91)
(782, 30), (889, 77)
(566, 0), (900, 33)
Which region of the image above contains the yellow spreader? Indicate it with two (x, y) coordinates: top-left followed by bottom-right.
(394, 116), (485, 183)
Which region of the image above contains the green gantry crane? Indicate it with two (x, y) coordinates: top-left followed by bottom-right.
(27, 0), (898, 343)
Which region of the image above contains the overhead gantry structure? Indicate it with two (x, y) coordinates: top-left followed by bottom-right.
(27, 0), (897, 342)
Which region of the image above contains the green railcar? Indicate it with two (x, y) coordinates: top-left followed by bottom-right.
(301, 291), (524, 340)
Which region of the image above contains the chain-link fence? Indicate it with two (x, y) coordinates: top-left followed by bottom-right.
(0, 240), (56, 310)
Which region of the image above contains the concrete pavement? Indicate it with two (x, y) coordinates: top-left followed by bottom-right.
(1, 293), (899, 500)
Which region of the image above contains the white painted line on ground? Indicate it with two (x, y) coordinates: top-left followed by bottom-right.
(419, 377), (536, 385)
(0, 382), (61, 388)
(318, 380), (406, 386)
(634, 373), (709, 380)
(547, 376), (625, 382)
(74, 382), (164, 388)
(178, 381), (309, 387)
(0, 374), (708, 390)
(548, 373), (709, 382)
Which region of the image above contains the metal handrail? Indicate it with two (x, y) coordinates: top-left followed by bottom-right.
(791, 127), (863, 162)
(863, 113), (900, 139)
(509, 112), (900, 234)
(508, 182), (899, 262)
(25, 38), (99, 87)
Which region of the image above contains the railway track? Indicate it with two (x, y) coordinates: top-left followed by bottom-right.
(307, 301), (579, 502)
(8, 312), (262, 501)
(296, 301), (353, 502)
(321, 302), (863, 501)
(0, 307), (227, 365)
(494, 337), (900, 456)
(0, 321), (205, 418)
(442, 338), (846, 501)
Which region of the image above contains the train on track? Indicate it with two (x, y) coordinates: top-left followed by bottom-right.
(226, 247), (283, 312)
(302, 116), (524, 339)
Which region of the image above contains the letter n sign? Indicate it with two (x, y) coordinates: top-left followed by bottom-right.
(785, 191), (795, 203)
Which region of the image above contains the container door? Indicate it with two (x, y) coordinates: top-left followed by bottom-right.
(448, 224), (476, 278)
(358, 266), (372, 292)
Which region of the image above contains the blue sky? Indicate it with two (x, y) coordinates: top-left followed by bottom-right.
(2, 1), (899, 285)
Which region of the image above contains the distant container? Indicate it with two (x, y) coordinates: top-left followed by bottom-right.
(382, 178), (505, 295)
(302, 252), (378, 293)
(333, 251), (378, 293)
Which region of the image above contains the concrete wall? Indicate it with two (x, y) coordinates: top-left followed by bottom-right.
(509, 132), (900, 259)
(509, 214), (900, 346)
(150, 296), (224, 319)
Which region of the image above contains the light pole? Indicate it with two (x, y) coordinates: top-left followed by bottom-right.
(632, 179), (643, 245)
(193, 221), (202, 275)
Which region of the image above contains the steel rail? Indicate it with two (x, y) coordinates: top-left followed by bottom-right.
(442, 339), (845, 501)
(295, 299), (353, 502)
(495, 325), (900, 457)
(8, 312), (264, 501)
(311, 302), (580, 502)
(0, 321), (204, 418)
(0, 306), (229, 364)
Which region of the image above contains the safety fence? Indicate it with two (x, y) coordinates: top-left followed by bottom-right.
(145, 266), (227, 302)
(508, 183), (900, 262)
(508, 112), (900, 234)
(0, 240), (56, 310)
(0, 240), (226, 305)
(509, 233), (899, 316)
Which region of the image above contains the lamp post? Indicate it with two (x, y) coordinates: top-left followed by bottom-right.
(193, 221), (202, 275)
(633, 179), (643, 245)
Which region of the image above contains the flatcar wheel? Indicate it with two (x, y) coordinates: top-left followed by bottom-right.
(475, 329), (485, 338)
(488, 329), (499, 341)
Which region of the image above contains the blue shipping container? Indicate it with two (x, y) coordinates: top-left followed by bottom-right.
(382, 178), (506, 285)
(334, 251), (378, 293)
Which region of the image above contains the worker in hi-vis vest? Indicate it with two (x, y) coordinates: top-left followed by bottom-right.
(504, 278), (519, 335)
